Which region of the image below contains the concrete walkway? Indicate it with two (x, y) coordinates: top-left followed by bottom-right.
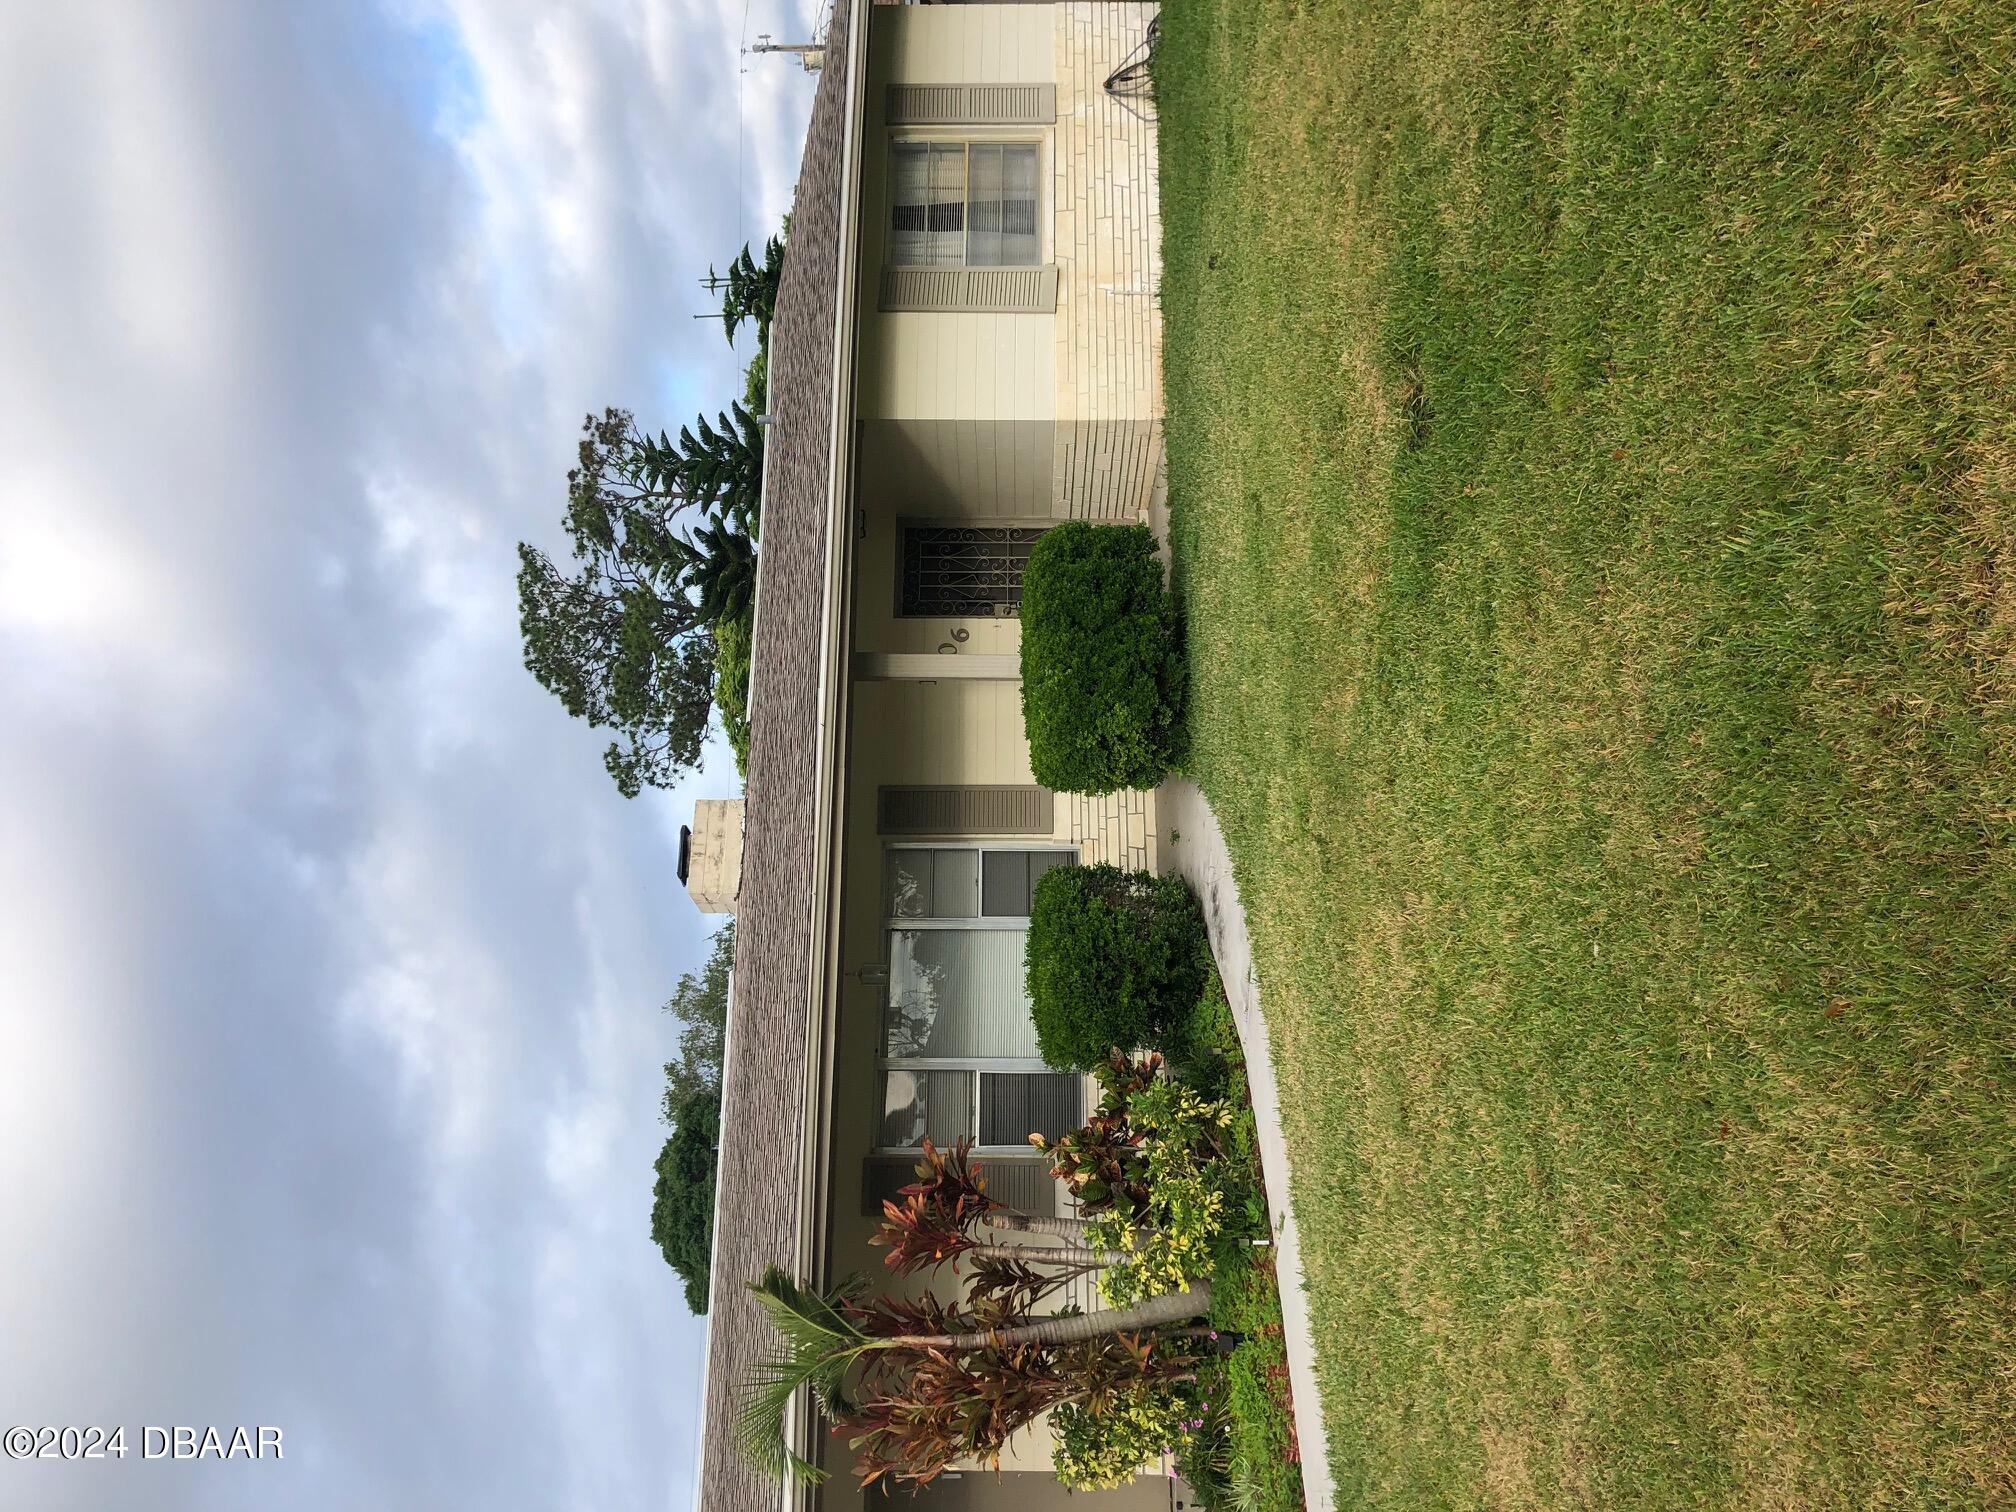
(1157, 780), (1336, 1512)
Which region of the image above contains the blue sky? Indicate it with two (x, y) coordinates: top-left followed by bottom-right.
(0, 2), (812, 1507)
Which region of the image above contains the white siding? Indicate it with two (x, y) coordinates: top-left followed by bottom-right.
(857, 6), (1059, 426)
(875, 5), (1056, 84)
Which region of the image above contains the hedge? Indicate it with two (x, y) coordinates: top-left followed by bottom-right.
(1026, 863), (1211, 1070)
(1019, 523), (1186, 794)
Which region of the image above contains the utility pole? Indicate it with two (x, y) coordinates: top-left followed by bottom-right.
(694, 265), (730, 322)
(747, 33), (825, 71)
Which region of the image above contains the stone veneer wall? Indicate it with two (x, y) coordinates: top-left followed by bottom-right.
(1052, 1), (1163, 522)
(1062, 787), (1155, 872)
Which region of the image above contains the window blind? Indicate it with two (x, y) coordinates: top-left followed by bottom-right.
(889, 141), (1039, 270)
(979, 1072), (1082, 1146)
(884, 931), (1035, 1059)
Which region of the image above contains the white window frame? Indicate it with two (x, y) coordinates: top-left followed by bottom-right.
(886, 136), (1045, 270)
(875, 843), (1077, 1155)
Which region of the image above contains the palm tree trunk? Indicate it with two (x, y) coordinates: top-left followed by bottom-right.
(882, 1282), (1210, 1354)
(966, 1242), (1106, 1269)
(984, 1209), (1094, 1242)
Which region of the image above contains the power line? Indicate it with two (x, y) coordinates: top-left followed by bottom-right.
(735, 0), (753, 250)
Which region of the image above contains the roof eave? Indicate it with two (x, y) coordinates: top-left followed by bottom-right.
(749, 0), (874, 1501)
(793, 0), (872, 1288)
(688, 0), (871, 1502)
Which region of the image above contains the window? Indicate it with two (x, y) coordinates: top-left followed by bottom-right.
(890, 142), (1039, 267)
(880, 1068), (1083, 1149)
(877, 845), (1079, 1153)
(899, 526), (1045, 617)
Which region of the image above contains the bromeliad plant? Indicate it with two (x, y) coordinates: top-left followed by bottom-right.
(738, 1138), (1216, 1490)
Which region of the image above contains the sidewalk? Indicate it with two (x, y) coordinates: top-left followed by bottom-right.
(1156, 779), (1336, 1512)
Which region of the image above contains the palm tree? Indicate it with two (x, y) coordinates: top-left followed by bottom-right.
(736, 1265), (1212, 1482)
(737, 1129), (1226, 1485)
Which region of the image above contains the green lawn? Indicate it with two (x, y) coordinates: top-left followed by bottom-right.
(1155, 0), (2016, 1504)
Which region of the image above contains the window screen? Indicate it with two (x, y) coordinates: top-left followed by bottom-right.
(877, 847), (1079, 1153)
(889, 143), (965, 266)
(884, 930), (1035, 1059)
(981, 849), (1068, 916)
(967, 143), (1039, 265)
(980, 1072), (1082, 1145)
(877, 1072), (1082, 1153)
(880, 1068), (975, 1149)
(886, 847), (979, 919)
(886, 847), (1064, 920)
(890, 143), (1038, 267)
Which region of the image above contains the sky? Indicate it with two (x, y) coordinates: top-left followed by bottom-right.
(0, 2), (815, 1507)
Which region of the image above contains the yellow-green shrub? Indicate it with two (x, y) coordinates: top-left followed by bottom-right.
(1051, 1389), (1191, 1490)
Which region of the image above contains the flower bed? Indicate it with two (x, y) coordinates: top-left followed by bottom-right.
(742, 954), (1304, 1509)
(1168, 980), (1305, 1512)
(1046, 978), (1304, 1509)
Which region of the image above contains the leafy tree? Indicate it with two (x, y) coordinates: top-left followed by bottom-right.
(651, 924), (735, 1310)
(518, 545), (716, 798)
(662, 923), (734, 1114)
(517, 408), (759, 796)
(652, 1088), (720, 1313)
(559, 407), (697, 559)
(715, 235), (785, 346)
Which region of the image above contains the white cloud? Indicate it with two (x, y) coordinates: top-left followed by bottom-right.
(337, 831), (513, 1160)
(0, 507), (156, 637)
(78, 8), (244, 381)
(0, 0), (806, 1504)
(0, 800), (139, 1224)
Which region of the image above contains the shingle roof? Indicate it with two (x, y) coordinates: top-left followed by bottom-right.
(695, 1), (857, 1506)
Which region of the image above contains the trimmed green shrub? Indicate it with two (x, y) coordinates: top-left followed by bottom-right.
(1019, 522), (1186, 793)
(713, 607), (753, 776)
(1027, 863), (1210, 1070)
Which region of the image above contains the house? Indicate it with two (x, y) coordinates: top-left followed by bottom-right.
(694, 0), (1171, 1506)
